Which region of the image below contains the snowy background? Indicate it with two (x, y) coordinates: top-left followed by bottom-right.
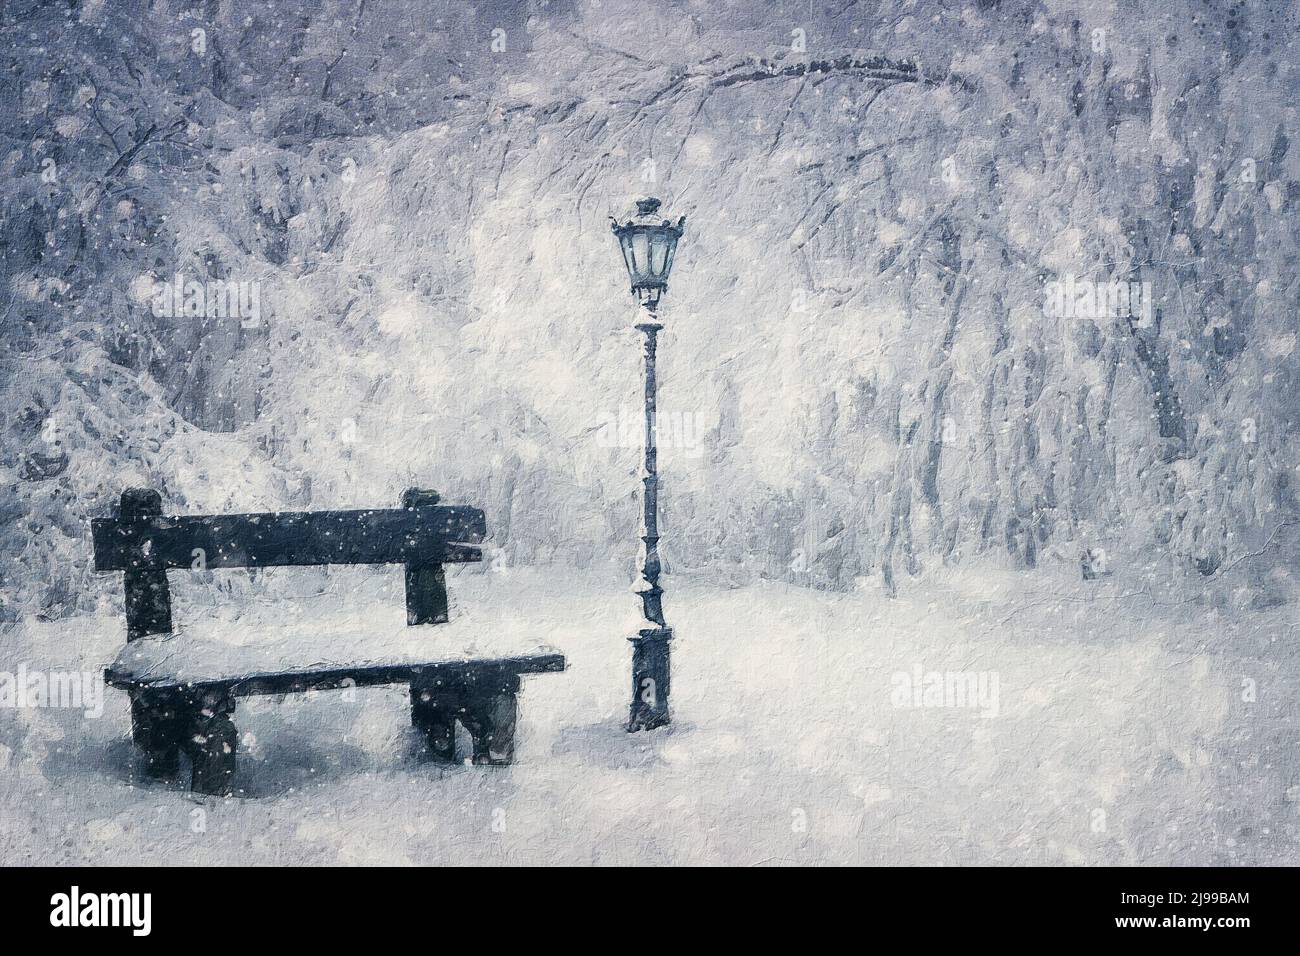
(1, 0), (1298, 865)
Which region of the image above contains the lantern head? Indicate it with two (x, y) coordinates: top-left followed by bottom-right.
(610, 197), (686, 312)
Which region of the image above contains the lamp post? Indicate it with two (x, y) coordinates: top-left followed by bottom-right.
(610, 197), (686, 732)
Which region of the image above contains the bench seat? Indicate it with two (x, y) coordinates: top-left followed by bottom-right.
(104, 609), (565, 694)
(107, 651), (564, 696)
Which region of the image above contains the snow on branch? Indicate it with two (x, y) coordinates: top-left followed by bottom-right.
(705, 54), (975, 93)
(709, 54), (920, 88)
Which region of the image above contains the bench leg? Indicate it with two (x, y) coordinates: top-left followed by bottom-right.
(130, 690), (183, 778)
(462, 671), (520, 766)
(411, 678), (460, 762)
(183, 690), (237, 797)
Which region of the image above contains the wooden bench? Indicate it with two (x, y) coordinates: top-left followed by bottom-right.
(91, 487), (565, 796)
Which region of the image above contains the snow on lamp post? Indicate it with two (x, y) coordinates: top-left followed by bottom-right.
(610, 196), (686, 732)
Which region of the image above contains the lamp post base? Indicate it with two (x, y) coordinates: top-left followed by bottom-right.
(627, 627), (672, 732)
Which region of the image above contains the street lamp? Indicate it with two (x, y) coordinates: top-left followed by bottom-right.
(610, 196), (686, 732)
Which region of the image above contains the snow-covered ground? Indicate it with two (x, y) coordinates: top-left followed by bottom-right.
(1, 563), (1295, 865)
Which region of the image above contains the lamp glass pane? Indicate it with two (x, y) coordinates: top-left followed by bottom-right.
(663, 240), (677, 279)
(619, 233), (635, 279)
(631, 232), (650, 276)
(649, 233), (669, 276)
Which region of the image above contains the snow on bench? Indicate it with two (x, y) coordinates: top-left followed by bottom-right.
(105, 607), (564, 693)
(92, 487), (566, 796)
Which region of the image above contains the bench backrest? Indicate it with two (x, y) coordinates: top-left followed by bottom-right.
(92, 488), (485, 641)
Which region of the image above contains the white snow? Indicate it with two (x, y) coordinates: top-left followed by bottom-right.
(107, 598), (562, 688)
(1, 563), (1295, 865)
